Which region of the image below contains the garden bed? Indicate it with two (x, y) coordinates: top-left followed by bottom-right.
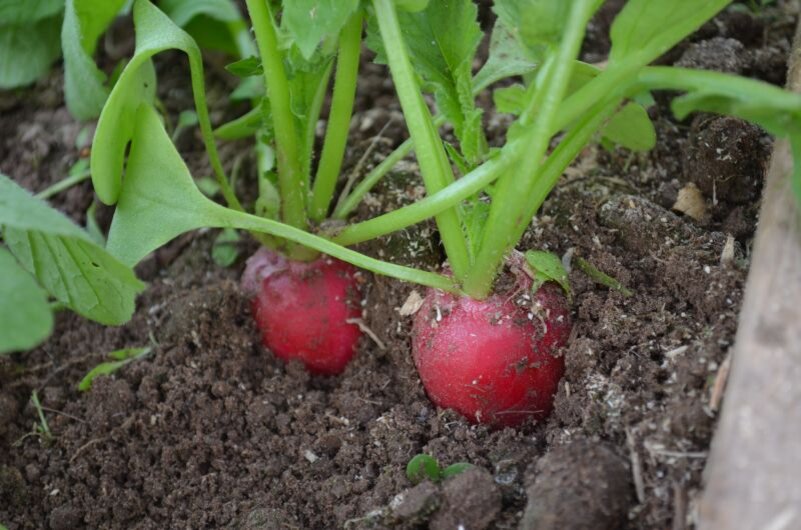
(1, 2), (798, 529)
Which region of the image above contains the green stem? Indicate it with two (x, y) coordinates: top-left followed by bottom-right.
(372, 0), (469, 281)
(310, 12), (363, 222)
(187, 51), (243, 213)
(332, 99), (614, 247)
(35, 170), (91, 200)
(213, 106), (262, 140)
(462, 0), (596, 299)
(636, 66), (801, 108)
(245, 0), (307, 232)
(208, 204), (459, 293)
(301, 63), (334, 189)
(333, 115), (447, 220)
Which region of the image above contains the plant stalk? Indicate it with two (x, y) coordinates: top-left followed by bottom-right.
(245, 0), (307, 235)
(310, 12), (363, 222)
(461, 0), (597, 299)
(332, 99), (615, 247)
(372, 0), (470, 281)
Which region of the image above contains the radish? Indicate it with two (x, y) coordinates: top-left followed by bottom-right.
(411, 274), (571, 428)
(242, 248), (363, 375)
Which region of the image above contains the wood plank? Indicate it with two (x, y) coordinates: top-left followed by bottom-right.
(699, 19), (801, 530)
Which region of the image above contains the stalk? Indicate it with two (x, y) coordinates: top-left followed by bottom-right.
(372, 0), (470, 281)
(310, 12), (363, 222)
(332, 115), (447, 219)
(35, 169), (91, 200)
(332, 99), (615, 247)
(462, 0), (597, 299)
(300, 62), (334, 186)
(245, 0), (307, 233)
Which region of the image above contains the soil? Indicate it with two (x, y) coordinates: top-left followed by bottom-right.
(1, 2), (798, 529)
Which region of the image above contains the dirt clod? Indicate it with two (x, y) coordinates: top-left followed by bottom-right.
(683, 115), (769, 205)
(520, 441), (633, 530)
(430, 467), (502, 530)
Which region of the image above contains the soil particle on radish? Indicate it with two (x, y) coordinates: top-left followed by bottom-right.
(519, 441), (633, 530)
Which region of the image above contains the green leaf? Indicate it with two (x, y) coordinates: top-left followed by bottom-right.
(493, 84), (526, 115)
(406, 454), (441, 484)
(462, 198), (490, 260)
(0, 15), (61, 89)
(211, 228), (240, 267)
(91, 0), (204, 205)
(441, 462), (473, 479)
(370, 0), (485, 165)
(62, 0), (127, 120)
(159, 0), (239, 27)
(225, 56), (262, 77)
(78, 346), (151, 391)
(574, 256), (633, 297)
(282, 0), (360, 60)
(183, 15), (239, 55)
(609, 0), (730, 66)
(474, 18), (538, 92)
(492, 0), (569, 57)
(0, 246), (53, 354)
(602, 102), (656, 152)
(0, 0), (62, 25)
(396, 0), (428, 12)
(525, 250), (571, 297)
(0, 174), (145, 325)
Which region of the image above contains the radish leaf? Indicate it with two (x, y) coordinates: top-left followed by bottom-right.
(474, 18), (538, 92)
(406, 454), (441, 484)
(368, 0), (485, 165)
(0, 0), (62, 24)
(525, 250), (570, 297)
(0, 15), (61, 89)
(62, 0), (127, 120)
(602, 103), (656, 152)
(0, 247), (53, 355)
(609, 0), (729, 66)
(78, 346), (151, 391)
(0, 174), (145, 326)
(282, 0), (360, 61)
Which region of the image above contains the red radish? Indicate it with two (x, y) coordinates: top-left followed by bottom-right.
(412, 275), (571, 427)
(242, 248), (363, 375)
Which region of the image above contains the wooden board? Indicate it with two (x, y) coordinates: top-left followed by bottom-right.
(699, 20), (801, 530)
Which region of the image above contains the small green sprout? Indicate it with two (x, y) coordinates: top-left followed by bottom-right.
(13, 390), (53, 447)
(406, 454), (474, 485)
(78, 346), (153, 392)
(525, 250), (572, 298)
(574, 256), (634, 297)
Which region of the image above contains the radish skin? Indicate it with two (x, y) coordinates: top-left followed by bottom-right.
(243, 248), (363, 375)
(412, 281), (570, 427)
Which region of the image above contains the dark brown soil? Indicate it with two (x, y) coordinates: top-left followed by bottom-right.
(1, 3), (798, 529)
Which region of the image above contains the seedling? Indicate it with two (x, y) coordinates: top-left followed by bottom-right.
(574, 256), (634, 297)
(78, 346), (153, 391)
(13, 390), (53, 447)
(405, 454), (473, 485)
(53, 0), (801, 425)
